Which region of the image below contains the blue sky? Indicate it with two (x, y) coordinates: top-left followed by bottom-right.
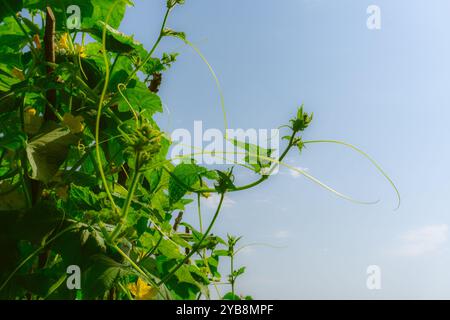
(120, 0), (450, 299)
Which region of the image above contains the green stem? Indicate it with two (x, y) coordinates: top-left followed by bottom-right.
(65, 145), (95, 177)
(157, 193), (225, 286)
(17, 96), (32, 208)
(109, 53), (121, 79)
(118, 282), (134, 300)
(303, 139), (401, 209)
(197, 193), (203, 232)
(162, 131), (297, 194)
(126, 8), (171, 85)
(112, 244), (160, 292)
(121, 159), (141, 220)
(110, 152), (141, 241)
(230, 253), (235, 297)
(20, 164), (32, 209)
(95, 2), (122, 215)
(5, 4), (38, 57)
(140, 232), (163, 262)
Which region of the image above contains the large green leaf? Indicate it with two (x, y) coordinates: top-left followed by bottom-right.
(113, 81), (162, 115)
(168, 163), (208, 204)
(24, 0), (128, 29)
(52, 225), (107, 267)
(26, 125), (78, 183)
(0, 0), (23, 24)
(64, 185), (102, 211)
(229, 137), (275, 174)
(82, 255), (132, 299)
(156, 238), (184, 260)
(0, 17), (29, 54)
(0, 67), (23, 92)
(85, 21), (145, 54)
(108, 55), (134, 92)
(79, 58), (104, 89)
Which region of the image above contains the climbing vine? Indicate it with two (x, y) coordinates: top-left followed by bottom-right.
(0, 0), (398, 300)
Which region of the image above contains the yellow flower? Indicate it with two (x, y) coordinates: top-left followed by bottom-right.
(75, 44), (87, 58)
(24, 107), (43, 135)
(63, 113), (85, 134)
(128, 278), (157, 300)
(58, 33), (70, 51)
(25, 107), (37, 117)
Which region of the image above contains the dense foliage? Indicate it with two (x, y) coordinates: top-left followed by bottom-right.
(0, 0), (397, 300)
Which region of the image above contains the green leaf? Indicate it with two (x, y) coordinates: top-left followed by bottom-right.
(213, 249), (229, 257)
(79, 58), (104, 89)
(171, 233), (191, 249)
(20, 16), (40, 35)
(157, 238), (184, 260)
(290, 104), (313, 132)
(113, 81), (162, 115)
(52, 224), (107, 266)
(85, 21), (145, 54)
(108, 56), (134, 92)
(214, 169), (236, 193)
(179, 222), (203, 243)
(196, 255), (221, 278)
(82, 255), (131, 299)
(232, 266), (246, 278)
(24, 0), (128, 29)
(142, 57), (164, 76)
(167, 0), (185, 9)
(223, 292), (241, 300)
(230, 138), (273, 161)
(0, 17), (29, 54)
(66, 185), (102, 211)
(229, 137), (275, 174)
(0, 0), (23, 24)
(26, 125), (78, 183)
(162, 28), (186, 42)
(168, 163), (208, 204)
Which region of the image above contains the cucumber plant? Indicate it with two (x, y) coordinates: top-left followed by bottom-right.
(0, 0), (398, 300)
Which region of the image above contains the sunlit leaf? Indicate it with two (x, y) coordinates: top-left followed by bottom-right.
(26, 126), (78, 183)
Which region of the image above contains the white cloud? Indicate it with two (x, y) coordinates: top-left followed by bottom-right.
(395, 224), (449, 257)
(274, 230), (291, 239)
(204, 193), (236, 209)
